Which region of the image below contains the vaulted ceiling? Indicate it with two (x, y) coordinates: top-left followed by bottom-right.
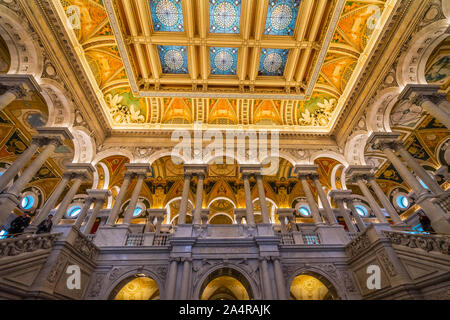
(55, 0), (398, 131)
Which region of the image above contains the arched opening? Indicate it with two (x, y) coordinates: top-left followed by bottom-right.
(200, 268), (253, 300)
(290, 273), (339, 300)
(209, 213), (233, 224)
(111, 275), (160, 300)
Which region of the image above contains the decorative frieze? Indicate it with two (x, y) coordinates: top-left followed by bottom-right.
(0, 233), (60, 258)
(382, 231), (450, 255)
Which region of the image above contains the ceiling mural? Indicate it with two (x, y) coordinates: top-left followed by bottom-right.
(54, 0), (396, 131)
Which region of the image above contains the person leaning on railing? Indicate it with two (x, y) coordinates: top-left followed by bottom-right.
(6, 213), (31, 238)
(36, 214), (53, 234)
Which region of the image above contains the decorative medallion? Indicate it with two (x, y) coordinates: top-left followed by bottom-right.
(150, 0), (184, 32)
(157, 45), (188, 74)
(264, 0), (301, 36)
(210, 47), (238, 75)
(209, 0), (241, 34)
(259, 48), (289, 76)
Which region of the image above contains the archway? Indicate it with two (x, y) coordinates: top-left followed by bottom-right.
(199, 268), (253, 300)
(290, 273), (339, 300)
(110, 275), (160, 300)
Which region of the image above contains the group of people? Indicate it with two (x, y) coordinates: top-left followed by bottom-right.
(2, 214), (53, 238)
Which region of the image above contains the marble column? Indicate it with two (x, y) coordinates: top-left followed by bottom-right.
(73, 197), (94, 229)
(345, 198), (367, 232)
(165, 258), (178, 299)
(0, 139), (40, 192)
(193, 173), (205, 225)
(179, 258), (192, 299)
(329, 190), (358, 233)
(298, 174), (323, 225)
(256, 174), (270, 224)
(82, 189), (110, 234)
(52, 176), (84, 225)
(394, 144), (443, 195)
(399, 84), (450, 129)
(52, 163), (94, 226)
(273, 257), (287, 300)
(27, 172), (72, 231)
(369, 132), (450, 233)
(355, 178), (389, 223)
(0, 84), (29, 111)
(367, 175), (403, 225)
(4, 141), (58, 198)
(311, 174), (337, 225)
(106, 172), (133, 226)
(242, 174), (256, 226)
(260, 257), (273, 299)
(122, 173), (146, 225)
(178, 173), (192, 225)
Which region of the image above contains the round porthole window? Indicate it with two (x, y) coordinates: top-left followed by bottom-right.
(21, 195), (35, 210)
(298, 205), (311, 217)
(67, 205), (82, 218)
(355, 205), (369, 217)
(133, 205), (144, 217)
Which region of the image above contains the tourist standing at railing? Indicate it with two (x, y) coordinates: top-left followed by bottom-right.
(36, 214), (53, 234)
(7, 213), (31, 237)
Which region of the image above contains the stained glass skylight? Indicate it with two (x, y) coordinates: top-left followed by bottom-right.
(157, 45), (189, 74)
(209, 0), (241, 34)
(264, 0), (301, 36)
(210, 47), (238, 75)
(258, 48), (289, 76)
(150, 0), (184, 32)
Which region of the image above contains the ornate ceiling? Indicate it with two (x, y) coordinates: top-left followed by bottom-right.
(55, 0), (397, 131)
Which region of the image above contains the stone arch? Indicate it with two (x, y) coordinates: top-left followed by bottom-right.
(92, 148), (134, 166)
(39, 79), (75, 128)
(148, 149), (186, 166)
(397, 19), (450, 86)
(208, 212), (234, 224)
(70, 126), (96, 164)
(194, 264), (260, 300)
(287, 267), (347, 300)
(365, 87), (402, 133)
(310, 151), (349, 167)
(0, 4), (43, 77)
(105, 267), (164, 300)
(344, 131), (369, 166)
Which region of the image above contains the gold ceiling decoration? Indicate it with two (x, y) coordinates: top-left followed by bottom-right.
(55, 0), (398, 131)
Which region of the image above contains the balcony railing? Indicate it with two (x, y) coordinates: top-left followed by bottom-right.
(347, 232), (359, 241)
(279, 233), (295, 245)
(125, 233), (144, 246)
(302, 232), (321, 245)
(153, 234), (171, 246)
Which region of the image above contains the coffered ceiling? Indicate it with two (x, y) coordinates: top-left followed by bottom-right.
(54, 0), (398, 132)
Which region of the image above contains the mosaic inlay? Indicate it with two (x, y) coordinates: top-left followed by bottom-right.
(150, 0), (184, 32)
(264, 0), (301, 36)
(157, 45), (188, 74)
(209, 0), (241, 34)
(210, 47), (238, 75)
(259, 48), (289, 76)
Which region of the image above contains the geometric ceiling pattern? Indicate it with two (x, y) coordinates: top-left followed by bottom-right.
(56, 0), (397, 131)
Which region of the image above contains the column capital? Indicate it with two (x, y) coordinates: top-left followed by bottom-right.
(0, 74), (39, 97)
(367, 132), (402, 151)
(65, 163), (95, 181)
(240, 164), (263, 176)
(147, 208), (167, 220)
(125, 163), (152, 176)
(398, 84), (446, 105)
(345, 165), (375, 182)
(294, 164), (319, 177)
(87, 189), (111, 202)
(184, 164), (208, 177)
(328, 189), (353, 201)
(276, 208), (295, 219)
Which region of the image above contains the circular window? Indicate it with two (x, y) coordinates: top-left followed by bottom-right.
(355, 205), (369, 217)
(298, 205), (311, 217)
(21, 195), (35, 210)
(133, 205), (144, 217)
(0, 229), (8, 239)
(67, 205), (82, 218)
(396, 195), (410, 209)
